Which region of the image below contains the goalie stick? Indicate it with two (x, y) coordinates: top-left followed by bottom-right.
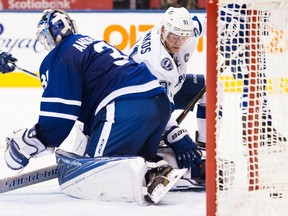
(0, 165), (57, 194)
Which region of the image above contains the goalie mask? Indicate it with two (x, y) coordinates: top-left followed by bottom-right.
(37, 9), (77, 51)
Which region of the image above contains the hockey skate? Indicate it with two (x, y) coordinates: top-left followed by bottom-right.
(144, 161), (187, 204)
(157, 146), (206, 191)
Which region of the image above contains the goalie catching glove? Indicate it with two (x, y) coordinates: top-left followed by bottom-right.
(0, 51), (17, 73)
(163, 126), (204, 178)
(4, 125), (54, 170)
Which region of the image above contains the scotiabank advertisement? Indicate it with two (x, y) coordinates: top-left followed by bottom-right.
(0, 0), (113, 10)
(0, 11), (206, 87)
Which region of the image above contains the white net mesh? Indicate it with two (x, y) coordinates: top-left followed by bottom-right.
(215, 1), (288, 215)
(220, 0), (288, 10)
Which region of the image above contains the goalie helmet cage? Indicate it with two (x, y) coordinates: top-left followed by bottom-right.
(206, 0), (288, 216)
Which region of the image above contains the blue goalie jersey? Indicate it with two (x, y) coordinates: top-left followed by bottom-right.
(37, 34), (164, 147)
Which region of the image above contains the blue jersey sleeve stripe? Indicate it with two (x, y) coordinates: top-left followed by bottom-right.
(40, 111), (78, 121)
(94, 80), (161, 117)
(41, 97), (82, 106)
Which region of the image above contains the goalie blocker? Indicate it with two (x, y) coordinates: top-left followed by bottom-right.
(55, 149), (187, 205)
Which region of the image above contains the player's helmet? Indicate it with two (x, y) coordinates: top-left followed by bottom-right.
(37, 9), (77, 51)
(162, 7), (194, 37)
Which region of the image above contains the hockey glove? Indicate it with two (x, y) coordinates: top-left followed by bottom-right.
(163, 126), (204, 178)
(0, 52), (17, 73)
(4, 125), (54, 170)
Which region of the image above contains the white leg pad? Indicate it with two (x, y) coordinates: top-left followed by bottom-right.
(56, 150), (148, 205)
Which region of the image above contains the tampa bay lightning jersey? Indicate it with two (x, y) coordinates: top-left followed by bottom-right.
(37, 34), (164, 147)
(128, 16), (206, 105)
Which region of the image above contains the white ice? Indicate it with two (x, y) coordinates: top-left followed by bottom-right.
(0, 88), (206, 216)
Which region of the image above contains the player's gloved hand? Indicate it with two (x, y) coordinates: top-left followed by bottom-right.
(4, 125), (54, 170)
(0, 51), (17, 73)
(163, 126), (204, 178)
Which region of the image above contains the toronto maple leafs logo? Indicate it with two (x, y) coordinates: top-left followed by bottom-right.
(160, 57), (173, 71)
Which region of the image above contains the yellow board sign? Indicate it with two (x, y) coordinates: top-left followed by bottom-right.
(0, 72), (41, 87)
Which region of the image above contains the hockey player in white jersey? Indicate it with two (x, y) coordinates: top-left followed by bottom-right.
(127, 7), (206, 189)
(0, 9), (187, 204)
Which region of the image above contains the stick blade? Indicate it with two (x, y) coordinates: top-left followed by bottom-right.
(0, 165), (58, 194)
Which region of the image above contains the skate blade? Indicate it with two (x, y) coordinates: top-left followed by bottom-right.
(171, 177), (205, 191)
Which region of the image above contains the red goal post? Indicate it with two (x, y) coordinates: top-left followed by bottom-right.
(206, 0), (288, 215)
(206, 1), (217, 215)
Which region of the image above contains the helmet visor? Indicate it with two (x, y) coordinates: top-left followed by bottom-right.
(36, 26), (56, 51)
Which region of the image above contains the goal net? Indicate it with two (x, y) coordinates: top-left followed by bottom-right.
(206, 0), (288, 215)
